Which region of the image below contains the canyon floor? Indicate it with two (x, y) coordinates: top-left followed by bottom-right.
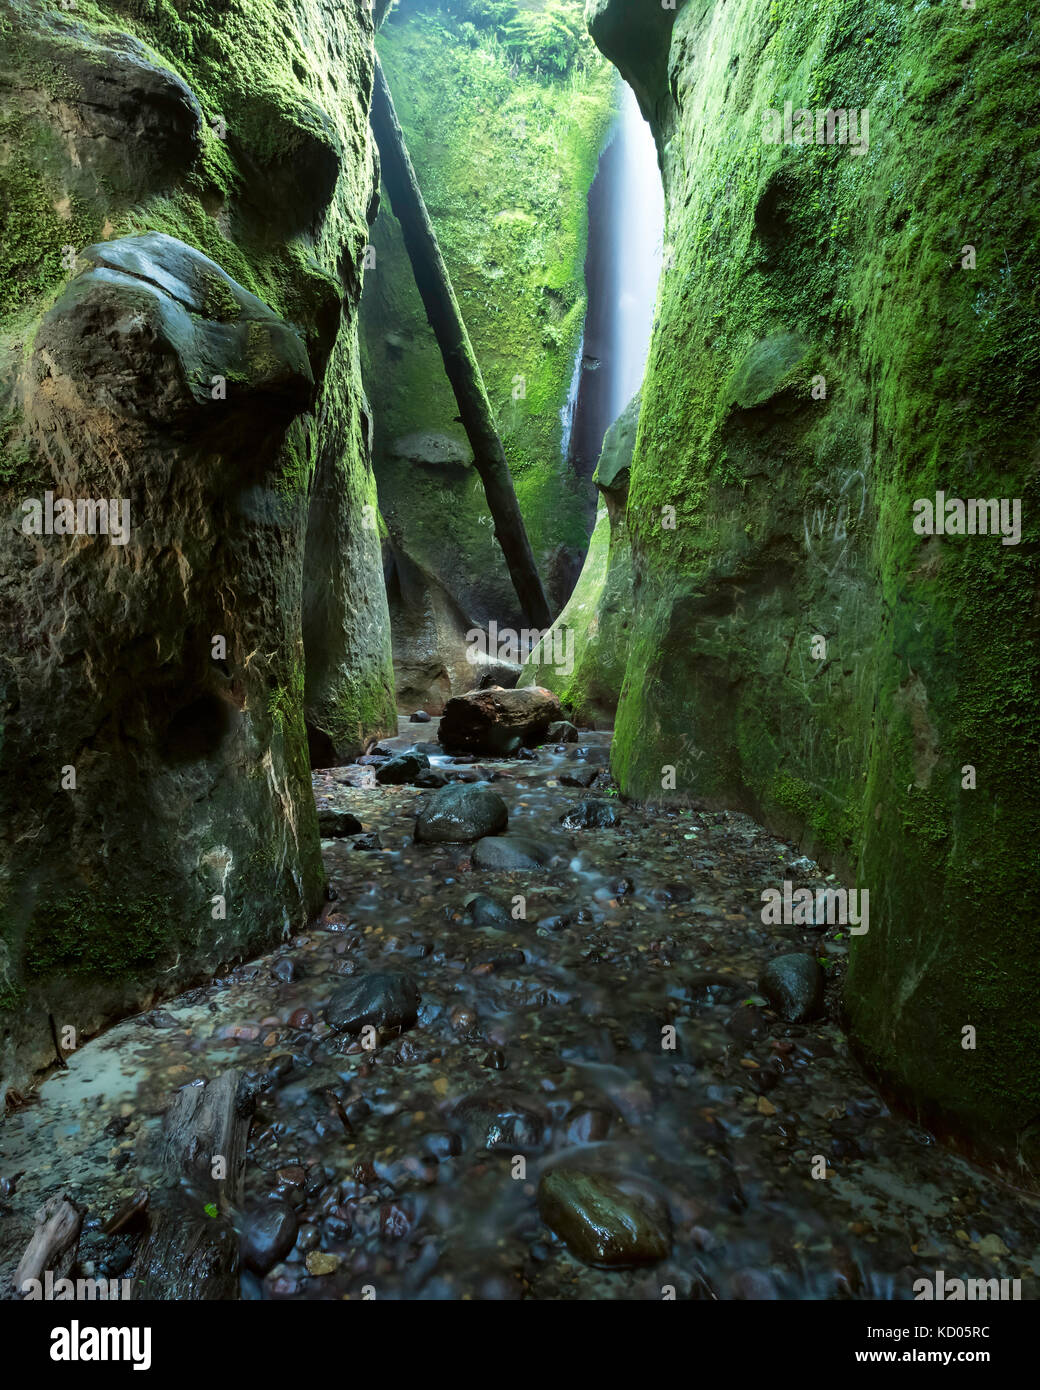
(2, 720), (1038, 1300)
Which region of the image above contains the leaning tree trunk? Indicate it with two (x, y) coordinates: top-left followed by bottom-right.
(370, 55), (553, 630)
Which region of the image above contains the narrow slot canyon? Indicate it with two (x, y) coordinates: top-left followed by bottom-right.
(0, 0), (1038, 1334)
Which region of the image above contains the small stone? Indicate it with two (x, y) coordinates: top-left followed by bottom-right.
(465, 893), (512, 926)
(375, 751), (430, 785)
(352, 831), (382, 851)
(758, 953), (825, 1022)
(317, 809), (363, 837)
(413, 769), (448, 788)
(242, 1203), (297, 1275)
(537, 1168), (672, 1268)
(325, 970), (420, 1035)
(560, 799), (620, 830)
(545, 720), (578, 742)
(560, 767), (598, 788)
(411, 710), (432, 722)
(305, 1250), (339, 1276)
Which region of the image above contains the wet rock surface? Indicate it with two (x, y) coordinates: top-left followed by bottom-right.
(325, 971), (420, 1035)
(414, 782), (509, 844)
(538, 1167), (672, 1267)
(2, 716), (1038, 1301)
(760, 953), (826, 1024)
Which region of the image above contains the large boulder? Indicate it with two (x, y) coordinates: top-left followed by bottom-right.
(439, 686), (563, 755)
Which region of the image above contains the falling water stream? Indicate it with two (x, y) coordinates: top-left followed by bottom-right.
(561, 80), (664, 479)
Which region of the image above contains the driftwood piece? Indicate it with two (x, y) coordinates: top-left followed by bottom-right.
(13, 1194), (81, 1296)
(131, 1069), (252, 1301)
(370, 55), (552, 629)
(439, 685), (563, 754)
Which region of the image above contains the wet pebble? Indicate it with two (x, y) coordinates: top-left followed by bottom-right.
(537, 1168), (672, 1268)
(759, 952), (825, 1022)
(242, 1203), (298, 1275)
(325, 971), (421, 1035)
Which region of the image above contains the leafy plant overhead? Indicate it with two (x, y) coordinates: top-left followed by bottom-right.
(393, 0), (594, 76)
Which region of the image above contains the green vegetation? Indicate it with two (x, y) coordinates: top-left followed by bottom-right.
(362, 0), (615, 610)
(583, 0), (1040, 1164)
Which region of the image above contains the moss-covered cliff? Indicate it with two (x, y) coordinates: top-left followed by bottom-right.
(361, 0), (615, 708)
(0, 0), (394, 1093)
(582, 0), (1040, 1172)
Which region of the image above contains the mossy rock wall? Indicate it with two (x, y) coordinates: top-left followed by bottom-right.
(520, 389), (638, 720)
(587, 0), (1040, 1170)
(0, 0), (394, 1093)
(361, 0), (616, 708)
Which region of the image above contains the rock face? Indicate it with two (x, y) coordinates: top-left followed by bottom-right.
(0, 0), (395, 1097)
(414, 783), (509, 845)
(361, 6), (616, 711)
(439, 687), (564, 755)
(583, 0), (1040, 1167)
(520, 394), (638, 721)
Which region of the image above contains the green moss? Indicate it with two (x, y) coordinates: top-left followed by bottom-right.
(593, 0), (1040, 1160)
(21, 892), (173, 981)
(361, 0), (615, 604)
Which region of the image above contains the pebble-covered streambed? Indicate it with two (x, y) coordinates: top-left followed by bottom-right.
(2, 718), (1038, 1300)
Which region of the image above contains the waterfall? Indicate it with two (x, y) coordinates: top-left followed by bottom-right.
(565, 80), (664, 490)
(609, 81), (664, 421)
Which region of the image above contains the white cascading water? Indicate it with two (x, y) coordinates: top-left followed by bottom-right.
(560, 80), (664, 466)
(608, 80), (665, 420)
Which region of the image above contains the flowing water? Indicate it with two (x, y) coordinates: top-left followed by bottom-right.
(3, 721), (1038, 1300)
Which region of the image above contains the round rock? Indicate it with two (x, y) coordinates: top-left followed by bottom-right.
(471, 835), (555, 873)
(414, 781), (509, 844)
(537, 1168), (672, 1268)
(325, 971), (420, 1035)
(241, 1202), (298, 1275)
(758, 952), (825, 1022)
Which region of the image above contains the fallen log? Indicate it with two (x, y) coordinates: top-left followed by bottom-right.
(370, 55), (552, 629)
(131, 1069), (252, 1301)
(12, 1194), (81, 1297)
(439, 685), (563, 755)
